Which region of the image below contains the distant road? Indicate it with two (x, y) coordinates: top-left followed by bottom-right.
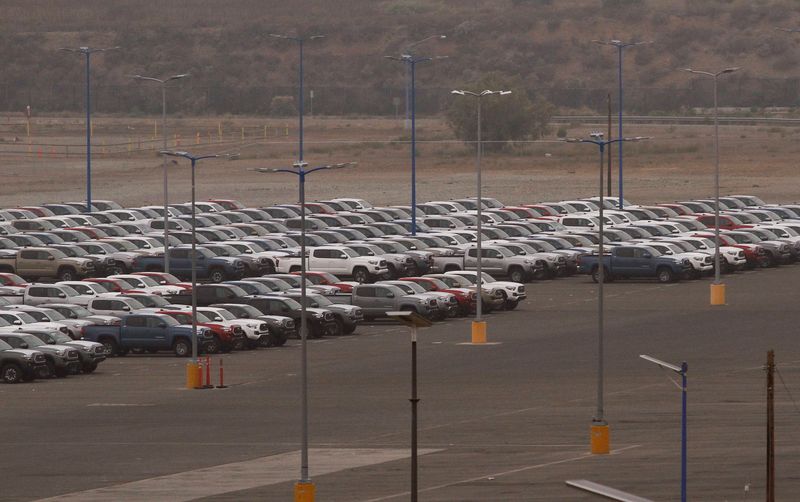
(552, 115), (800, 126)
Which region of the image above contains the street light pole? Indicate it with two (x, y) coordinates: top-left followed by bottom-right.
(681, 66), (740, 306)
(386, 53), (446, 235)
(270, 34), (325, 162)
(451, 89), (511, 343)
(399, 35), (446, 130)
(133, 73), (189, 274)
(59, 46), (119, 213)
(255, 161), (356, 502)
(640, 355), (688, 502)
(565, 133), (649, 453)
(593, 39), (651, 208)
(159, 150), (218, 380)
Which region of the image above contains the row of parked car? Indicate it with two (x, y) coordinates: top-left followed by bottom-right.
(0, 192), (796, 382)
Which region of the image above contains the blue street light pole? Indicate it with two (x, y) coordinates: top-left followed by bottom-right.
(159, 150), (218, 366)
(640, 355), (688, 502)
(270, 34), (325, 163)
(59, 46), (119, 212)
(386, 50), (447, 235)
(565, 133), (649, 454)
(256, 161), (355, 502)
(592, 39), (651, 208)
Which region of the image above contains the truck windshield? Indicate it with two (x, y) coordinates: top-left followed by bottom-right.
(497, 248), (514, 257)
(281, 298), (302, 310)
(19, 335), (45, 348)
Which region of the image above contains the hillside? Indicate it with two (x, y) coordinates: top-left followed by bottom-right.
(3, 0), (800, 116)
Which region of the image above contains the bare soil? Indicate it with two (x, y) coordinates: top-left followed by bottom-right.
(1, 115), (799, 208)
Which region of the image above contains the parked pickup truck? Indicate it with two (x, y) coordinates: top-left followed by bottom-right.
(350, 283), (438, 320)
(578, 245), (692, 283)
(81, 313), (215, 357)
(430, 245), (545, 283)
(275, 246), (389, 283)
(0, 247), (95, 281)
(131, 246), (246, 283)
(0, 339), (48, 383)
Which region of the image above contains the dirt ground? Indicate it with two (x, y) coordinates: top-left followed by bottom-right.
(1, 114), (799, 208)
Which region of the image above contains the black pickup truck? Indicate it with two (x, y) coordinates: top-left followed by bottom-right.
(0, 339), (49, 383)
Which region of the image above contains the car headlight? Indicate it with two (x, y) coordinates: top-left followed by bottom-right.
(81, 346), (92, 352)
(368, 260), (378, 265)
(313, 312), (323, 318)
(56, 349), (67, 356)
(59, 326), (70, 334)
(21, 354), (31, 360)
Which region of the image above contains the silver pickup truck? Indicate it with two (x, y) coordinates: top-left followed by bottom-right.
(430, 244), (545, 283)
(350, 283), (438, 321)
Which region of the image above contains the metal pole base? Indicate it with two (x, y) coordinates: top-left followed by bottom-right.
(471, 320), (487, 344)
(590, 421), (610, 454)
(185, 362), (201, 389)
(294, 481), (316, 502)
(710, 283), (726, 306)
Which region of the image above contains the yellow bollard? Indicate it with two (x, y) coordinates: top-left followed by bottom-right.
(196, 132), (200, 145)
(294, 481), (315, 502)
(471, 320), (487, 344)
(590, 423), (610, 454)
(710, 283), (726, 306)
(186, 362), (201, 389)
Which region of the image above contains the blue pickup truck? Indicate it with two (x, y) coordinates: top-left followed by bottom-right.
(81, 313), (216, 356)
(578, 245), (692, 283)
(131, 245), (246, 283)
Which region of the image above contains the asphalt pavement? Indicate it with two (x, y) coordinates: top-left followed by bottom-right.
(3, 266), (800, 501)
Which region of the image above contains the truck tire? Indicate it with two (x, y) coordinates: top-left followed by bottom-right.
(1, 363), (23, 384)
(505, 300), (519, 311)
(82, 362), (98, 374)
(205, 336), (221, 354)
(591, 266), (612, 283)
(289, 266), (301, 273)
(387, 264), (398, 280)
(353, 267), (369, 284)
(145, 264), (163, 272)
(173, 338), (191, 357)
(57, 267), (77, 281)
(100, 338), (120, 357)
(443, 265), (460, 272)
(657, 267), (676, 283)
(209, 268), (226, 283)
(109, 263), (126, 275)
(508, 267), (526, 284)
(533, 267), (548, 280)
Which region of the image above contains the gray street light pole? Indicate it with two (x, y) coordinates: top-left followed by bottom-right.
(133, 73), (189, 274)
(159, 151), (218, 371)
(255, 161), (356, 502)
(565, 133), (649, 453)
(681, 67), (740, 305)
(59, 46), (120, 213)
(592, 39), (652, 207)
(451, 89), (511, 343)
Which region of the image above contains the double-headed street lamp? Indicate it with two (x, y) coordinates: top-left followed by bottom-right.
(397, 34), (446, 130)
(564, 132), (649, 454)
(133, 73), (190, 273)
(159, 150), (218, 377)
(255, 161), (356, 502)
(451, 89), (511, 343)
(59, 46), (120, 213)
(270, 33), (325, 162)
(681, 66), (740, 306)
(592, 39), (652, 208)
(386, 51), (447, 235)
(640, 354), (688, 502)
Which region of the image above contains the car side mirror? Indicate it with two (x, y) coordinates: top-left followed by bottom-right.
(58, 292), (66, 298)
(227, 293), (235, 299)
(13, 320), (21, 325)
(158, 322), (167, 328)
(19, 342), (28, 349)
(339, 254), (348, 259)
(642, 252), (652, 259)
(386, 293), (395, 298)
(122, 306), (130, 311)
(48, 255), (55, 261)
(587, 223), (595, 227)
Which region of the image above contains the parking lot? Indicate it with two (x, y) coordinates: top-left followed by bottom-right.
(1, 264), (797, 501)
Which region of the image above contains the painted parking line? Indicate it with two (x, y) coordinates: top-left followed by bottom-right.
(35, 448), (442, 502)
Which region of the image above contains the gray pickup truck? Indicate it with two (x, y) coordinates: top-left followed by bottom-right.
(350, 283), (438, 320)
(431, 245), (545, 283)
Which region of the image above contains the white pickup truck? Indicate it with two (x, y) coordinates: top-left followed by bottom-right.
(275, 246), (390, 283)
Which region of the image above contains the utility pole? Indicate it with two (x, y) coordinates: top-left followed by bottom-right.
(766, 349), (775, 502)
(607, 93), (612, 196)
